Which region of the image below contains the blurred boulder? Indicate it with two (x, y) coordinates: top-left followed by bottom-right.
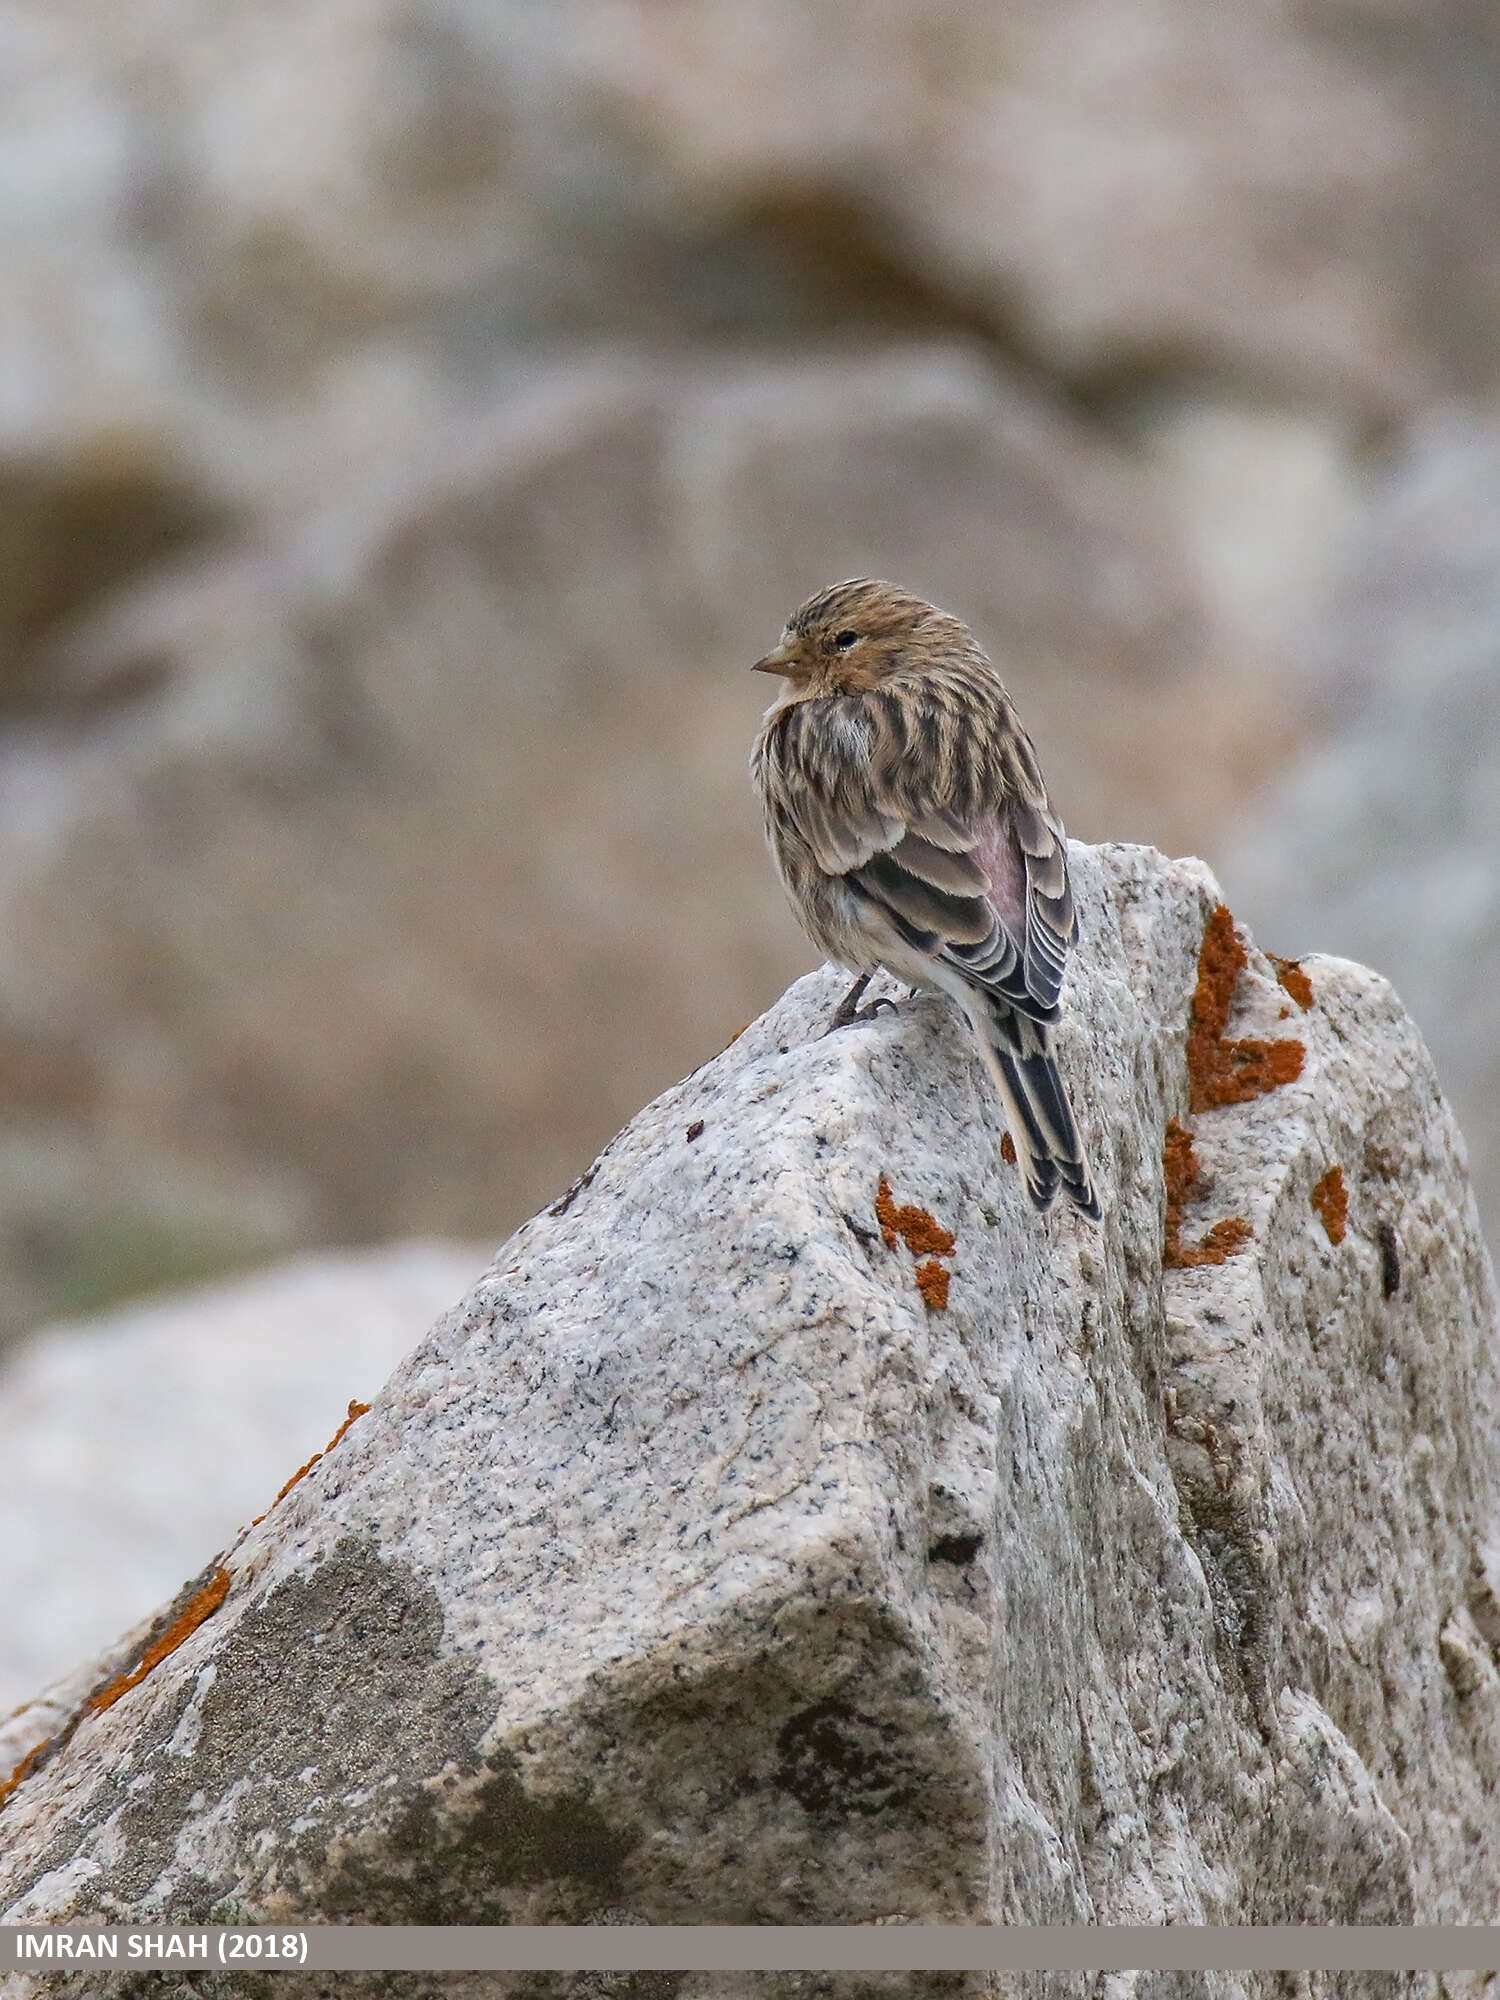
(23, 0), (1500, 419)
(0, 1240), (484, 1720)
(555, 0), (1485, 419)
(1225, 414), (1500, 1244)
(0, 344), (1286, 1346)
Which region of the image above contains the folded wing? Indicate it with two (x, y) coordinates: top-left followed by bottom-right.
(848, 800), (1075, 1027)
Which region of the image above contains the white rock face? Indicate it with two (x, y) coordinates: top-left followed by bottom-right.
(1, 843), (1497, 1986)
(0, 1242), (487, 1720)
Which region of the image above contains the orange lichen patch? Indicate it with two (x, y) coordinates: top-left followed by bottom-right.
(1162, 1118), (1198, 1234)
(875, 1176), (898, 1248)
(1162, 1117), (1253, 1269)
(1000, 1132), (1017, 1167)
(1270, 954), (1314, 1010)
(1189, 1217), (1253, 1263)
(86, 1568), (231, 1717)
(255, 1399), (372, 1521)
(0, 1737), (50, 1809)
(914, 1260), (950, 1312)
(1187, 905), (1305, 1111)
(875, 1173), (956, 1310)
(1311, 1164), (1348, 1245)
(874, 1174), (956, 1258)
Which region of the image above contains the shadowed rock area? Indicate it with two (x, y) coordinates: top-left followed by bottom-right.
(3, 843), (1499, 1998)
(0, 1241), (487, 1711)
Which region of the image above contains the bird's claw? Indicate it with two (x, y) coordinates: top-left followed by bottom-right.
(823, 973), (900, 1034)
(823, 1000), (897, 1036)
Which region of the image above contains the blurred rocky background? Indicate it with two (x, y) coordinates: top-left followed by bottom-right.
(0, 0), (1497, 1362)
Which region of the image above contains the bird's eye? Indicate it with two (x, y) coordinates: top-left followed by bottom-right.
(832, 630), (859, 650)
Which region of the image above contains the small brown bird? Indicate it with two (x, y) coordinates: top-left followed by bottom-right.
(749, 578), (1099, 1219)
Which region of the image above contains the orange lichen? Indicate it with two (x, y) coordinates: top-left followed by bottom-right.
(87, 1568), (231, 1717)
(1311, 1164), (1348, 1245)
(874, 1174), (956, 1258)
(330, 1398), (370, 1446)
(1162, 1117), (1253, 1269)
(256, 1399), (372, 1521)
(1187, 905), (1305, 1111)
(875, 1173), (956, 1310)
(1000, 1132), (1017, 1167)
(875, 1176), (898, 1248)
(1162, 1119), (1198, 1233)
(1269, 954), (1314, 1010)
(0, 1738), (50, 1809)
(1190, 1218), (1254, 1264)
(914, 1260), (950, 1312)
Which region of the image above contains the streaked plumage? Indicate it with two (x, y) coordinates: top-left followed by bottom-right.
(749, 578), (1099, 1219)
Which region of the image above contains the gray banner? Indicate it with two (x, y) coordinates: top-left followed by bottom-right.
(3, 1928), (1500, 1973)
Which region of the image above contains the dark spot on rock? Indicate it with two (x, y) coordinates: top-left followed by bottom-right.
(337, 1746), (637, 1923)
(928, 1532), (983, 1567)
(684, 1119), (704, 1142)
(550, 1161), (601, 1217)
(8, 1537), (638, 1926)
(1377, 1219), (1401, 1299)
(773, 1700), (917, 1818)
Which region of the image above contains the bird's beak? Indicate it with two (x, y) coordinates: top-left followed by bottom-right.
(751, 640), (795, 676)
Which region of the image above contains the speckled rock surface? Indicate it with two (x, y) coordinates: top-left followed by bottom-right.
(2, 843), (1497, 1997)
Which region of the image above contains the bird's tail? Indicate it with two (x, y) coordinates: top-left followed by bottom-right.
(962, 996), (1100, 1221)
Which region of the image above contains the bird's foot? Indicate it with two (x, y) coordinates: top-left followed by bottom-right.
(823, 973), (899, 1034)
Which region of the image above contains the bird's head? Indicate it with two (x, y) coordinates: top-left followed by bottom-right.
(751, 579), (967, 696)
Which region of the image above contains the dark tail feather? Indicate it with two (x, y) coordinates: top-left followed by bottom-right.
(964, 998), (1100, 1220)
(996, 1050), (1101, 1220)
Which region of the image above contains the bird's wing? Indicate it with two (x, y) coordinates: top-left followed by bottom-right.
(849, 798), (1074, 1026)
(764, 693), (1075, 1025)
(943, 797), (1076, 1022)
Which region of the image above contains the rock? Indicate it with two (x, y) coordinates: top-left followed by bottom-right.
(1224, 414), (1500, 1242)
(1124, 394), (1368, 679)
(2, 841), (1496, 1961)
(0, 1241), (487, 1724)
(531, 0), (1500, 420)
(22, 0), (1500, 421)
(0, 344), (1281, 1352)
